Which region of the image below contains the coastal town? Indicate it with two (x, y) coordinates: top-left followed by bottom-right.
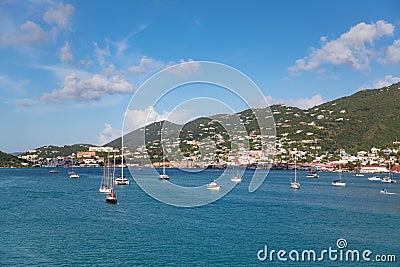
(15, 139), (400, 174)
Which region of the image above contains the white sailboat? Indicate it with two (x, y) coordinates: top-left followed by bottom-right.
(380, 188), (396, 195)
(69, 160), (79, 178)
(381, 163), (397, 183)
(306, 170), (319, 178)
(290, 155), (300, 189)
(105, 152), (118, 204)
(332, 163), (346, 186)
(159, 154), (169, 180)
(230, 160), (242, 183)
(115, 146), (130, 185)
(99, 153), (112, 193)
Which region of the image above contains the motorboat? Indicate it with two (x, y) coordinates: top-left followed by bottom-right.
(306, 171), (319, 178)
(381, 177), (397, 183)
(380, 189), (396, 195)
(207, 180), (221, 191)
(230, 176), (243, 182)
(69, 171), (80, 179)
(332, 179), (346, 186)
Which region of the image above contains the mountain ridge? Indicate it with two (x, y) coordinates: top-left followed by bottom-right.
(106, 81), (400, 161)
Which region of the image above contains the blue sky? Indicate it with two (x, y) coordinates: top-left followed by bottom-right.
(1, 0), (399, 153)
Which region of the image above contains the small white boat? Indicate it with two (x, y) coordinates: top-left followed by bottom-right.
(290, 181), (300, 189)
(99, 186), (112, 193)
(332, 180), (346, 186)
(159, 173), (169, 180)
(159, 155), (169, 180)
(106, 191), (118, 204)
(355, 173), (364, 177)
(100, 152), (113, 193)
(332, 164), (345, 186)
(115, 147), (129, 185)
(381, 163), (397, 183)
(105, 152), (118, 204)
(290, 155), (300, 189)
(69, 171), (80, 179)
(380, 189), (396, 195)
(306, 172), (319, 178)
(115, 177), (130, 185)
(230, 176), (242, 182)
(49, 169), (59, 173)
(207, 180), (221, 191)
(381, 177), (397, 183)
(230, 164), (242, 183)
(368, 176), (381, 181)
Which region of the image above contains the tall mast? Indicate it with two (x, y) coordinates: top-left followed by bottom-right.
(121, 145), (124, 178)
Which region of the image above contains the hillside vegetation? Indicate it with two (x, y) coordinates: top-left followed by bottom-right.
(0, 150), (26, 167)
(107, 82), (400, 162)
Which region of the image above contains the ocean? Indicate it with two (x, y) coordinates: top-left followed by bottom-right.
(0, 168), (399, 266)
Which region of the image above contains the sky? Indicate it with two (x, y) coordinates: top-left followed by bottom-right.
(0, 0), (399, 153)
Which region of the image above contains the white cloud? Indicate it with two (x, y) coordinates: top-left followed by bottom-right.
(0, 2), (74, 48)
(15, 98), (35, 108)
(43, 3), (74, 30)
(253, 94), (325, 110)
(372, 75), (400, 88)
(379, 39), (400, 65)
(41, 73), (134, 102)
(129, 56), (156, 74)
(93, 41), (110, 66)
(166, 59), (201, 76)
(97, 123), (122, 145)
(289, 20), (395, 73)
(0, 20), (57, 47)
(124, 106), (170, 132)
(60, 41), (73, 64)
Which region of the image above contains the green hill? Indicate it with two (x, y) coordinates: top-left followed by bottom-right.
(0, 150), (26, 167)
(272, 82), (400, 154)
(108, 82), (400, 163)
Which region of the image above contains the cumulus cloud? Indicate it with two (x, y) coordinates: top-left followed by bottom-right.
(252, 94), (325, 110)
(60, 41), (73, 64)
(166, 59), (201, 76)
(0, 20), (57, 47)
(379, 39), (400, 65)
(129, 57), (200, 76)
(129, 56), (156, 74)
(289, 20), (394, 73)
(0, 2), (74, 48)
(124, 106), (170, 132)
(93, 41), (110, 66)
(97, 123), (122, 145)
(43, 3), (74, 30)
(41, 73), (134, 102)
(372, 75), (400, 88)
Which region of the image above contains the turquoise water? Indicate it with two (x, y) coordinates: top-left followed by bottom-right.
(0, 168), (399, 266)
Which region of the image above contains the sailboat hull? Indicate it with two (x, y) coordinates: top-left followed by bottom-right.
(106, 193), (117, 204)
(332, 181), (346, 186)
(115, 177), (130, 185)
(159, 174), (169, 180)
(106, 197), (118, 204)
(290, 182), (300, 189)
(99, 187), (112, 193)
